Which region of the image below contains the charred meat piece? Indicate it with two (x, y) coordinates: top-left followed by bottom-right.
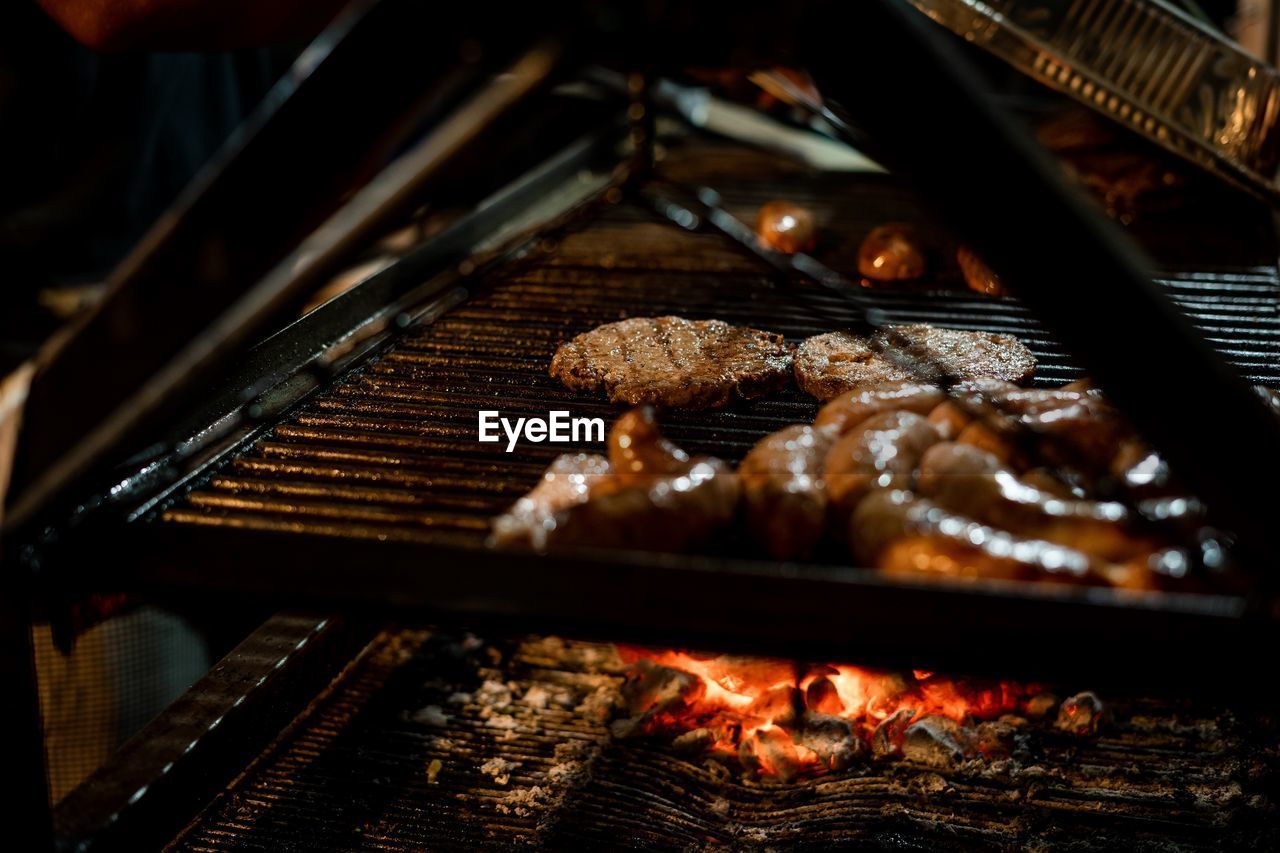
(987, 385), (1117, 427)
(490, 407), (739, 552)
(575, 408), (740, 550)
(872, 325), (1036, 385)
(950, 381), (1202, 505)
(550, 316), (792, 410)
(1021, 466), (1087, 500)
(956, 418), (1025, 468)
(740, 425), (836, 560)
(926, 399), (972, 441)
(756, 201), (817, 253)
(850, 490), (1157, 589)
(824, 410), (941, 527)
(857, 223), (928, 281)
(950, 381), (1129, 471)
(956, 246), (1006, 296)
(814, 380), (945, 435)
(489, 453), (612, 549)
(852, 490), (1045, 582)
(608, 405), (692, 485)
(794, 326), (1035, 400)
(551, 462), (738, 552)
(794, 332), (913, 400)
(916, 443), (1153, 561)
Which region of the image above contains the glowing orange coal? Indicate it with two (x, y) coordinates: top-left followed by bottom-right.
(614, 645), (1037, 780)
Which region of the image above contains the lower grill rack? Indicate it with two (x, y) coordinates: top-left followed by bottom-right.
(168, 627), (1280, 851)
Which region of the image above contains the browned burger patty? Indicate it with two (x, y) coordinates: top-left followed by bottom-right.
(792, 332), (912, 400)
(878, 324), (1036, 385)
(550, 316), (793, 409)
(794, 325), (1036, 400)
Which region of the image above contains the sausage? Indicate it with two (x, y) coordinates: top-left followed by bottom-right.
(850, 489), (1159, 589)
(814, 381), (945, 435)
(823, 410), (941, 527)
(916, 442), (1152, 561)
(740, 424), (835, 560)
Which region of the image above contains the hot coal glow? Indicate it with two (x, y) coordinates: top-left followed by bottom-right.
(613, 646), (1044, 781)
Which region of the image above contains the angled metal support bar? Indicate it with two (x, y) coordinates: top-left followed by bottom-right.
(53, 614), (376, 853)
(7, 1), (569, 537)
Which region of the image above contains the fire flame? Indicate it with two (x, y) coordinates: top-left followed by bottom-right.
(614, 645), (1037, 780)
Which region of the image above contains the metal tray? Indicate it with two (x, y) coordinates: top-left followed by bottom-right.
(910, 0), (1280, 200)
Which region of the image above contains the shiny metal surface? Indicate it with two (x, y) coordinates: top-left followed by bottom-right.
(910, 0), (1280, 200)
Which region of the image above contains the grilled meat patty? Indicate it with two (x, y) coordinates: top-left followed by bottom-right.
(794, 325), (1036, 400)
(792, 332), (909, 400)
(550, 316), (793, 409)
(881, 324), (1037, 384)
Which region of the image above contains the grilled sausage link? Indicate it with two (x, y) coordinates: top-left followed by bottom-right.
(740, 425), (836, 561)
(916, 443), (1153, 561)
(823, 410), (941, 532)
(850, 489), (1161, 589)
(814, 381), (944, 435)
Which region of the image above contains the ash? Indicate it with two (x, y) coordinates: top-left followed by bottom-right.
(384, 629), (1276, 849)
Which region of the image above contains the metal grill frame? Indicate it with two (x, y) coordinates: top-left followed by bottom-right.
(51, 150), (1279, 695)
(14, 4), (1280, 847)
(11, 0), (1280, 678)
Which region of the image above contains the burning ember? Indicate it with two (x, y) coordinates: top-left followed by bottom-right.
(611, 646), (1095, 781)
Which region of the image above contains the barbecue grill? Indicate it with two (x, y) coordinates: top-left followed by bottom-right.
(7, 0), (1280, 849)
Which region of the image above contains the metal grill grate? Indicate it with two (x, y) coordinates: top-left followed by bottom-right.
(148, 144), (1280, 850)
(160, 163), (1280, 545)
